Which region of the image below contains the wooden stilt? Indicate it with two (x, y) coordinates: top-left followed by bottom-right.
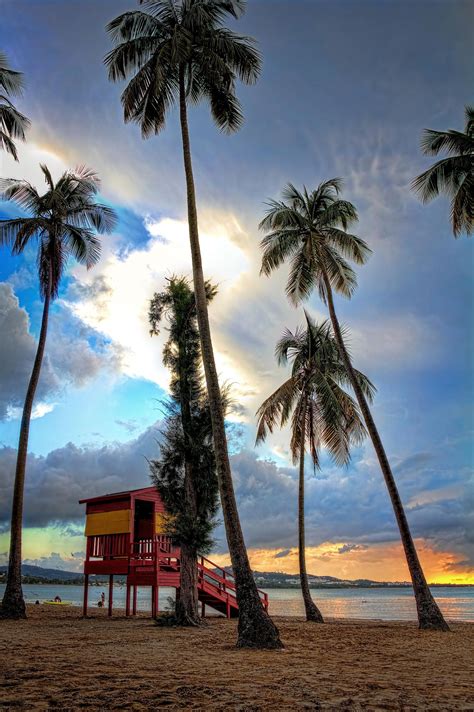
(108, 575), (113, 617)
(133, 585), (137, 615)
(125, 581), (131, 616)
(83, 574), (89, 617)
(154, 585), (159, 616)
(151, 586), (155, 618)
(201, 601), (206, 618)
(226, 595), (230, 619)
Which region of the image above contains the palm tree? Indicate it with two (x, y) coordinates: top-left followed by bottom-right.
(0, 165), (117, 619)
(149, 276), (220, 625)
(259, 179), (450, 631)
(412, 105), (473, 237)
(105, 0), (282, 648)
(0, 51), (30, 160)
(256, 315), (372, 622)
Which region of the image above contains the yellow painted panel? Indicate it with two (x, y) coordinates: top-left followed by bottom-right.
(155, 512), (175, 534)
(85, 509), (131, 536)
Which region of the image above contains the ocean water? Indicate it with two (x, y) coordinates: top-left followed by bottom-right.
(1, 584), (473, 621)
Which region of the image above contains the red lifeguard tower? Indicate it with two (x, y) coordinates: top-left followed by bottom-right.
(80, 486), (268, 618)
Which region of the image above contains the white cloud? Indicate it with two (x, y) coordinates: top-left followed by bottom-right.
(65, 214), (259, 406)
(6, 402), (56, 421)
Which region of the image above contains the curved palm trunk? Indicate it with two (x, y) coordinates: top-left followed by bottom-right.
(178, 68), (282, 648)
(322, 270), (449, 631)
(298, 440), (324, 622)
(1, 268), (51, 619)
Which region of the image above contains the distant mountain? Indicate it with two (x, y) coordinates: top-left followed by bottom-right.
(0, 564), (466, 587)
(0, 564), (83, 581)
(0, 564), (117, 584)
(0, 564), (388, 586)
(251, 570), (391, 588)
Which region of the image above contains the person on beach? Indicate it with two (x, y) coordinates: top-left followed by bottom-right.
(54, 596), (61, 603)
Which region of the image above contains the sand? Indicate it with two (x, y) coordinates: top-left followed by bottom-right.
(0, 606), (473, 711)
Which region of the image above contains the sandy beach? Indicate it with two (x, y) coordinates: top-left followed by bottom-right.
(0, 606), (472, 710)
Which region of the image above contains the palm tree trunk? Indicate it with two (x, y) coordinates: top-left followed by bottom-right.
(298, 439), (324, 622)
(174, 325), (201, 626)
(178, 67), (282, 648)
(1, 265), (52, 619)
(321, 269), (449, 631)
(176, 538), (200, 626)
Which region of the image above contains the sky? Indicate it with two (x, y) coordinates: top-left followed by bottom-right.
(0, 0), (473, 585)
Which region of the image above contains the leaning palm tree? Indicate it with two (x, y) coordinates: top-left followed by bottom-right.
(259, 179), (449, 631)
(0, 165), (116, 619)
(256, 315), (372, 622)
(105, 0), (282, 648)
(412, 105), (473, 237)
(0, 51), (30, 160)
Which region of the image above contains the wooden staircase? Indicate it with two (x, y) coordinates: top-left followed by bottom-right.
(127, 538), (269, 618)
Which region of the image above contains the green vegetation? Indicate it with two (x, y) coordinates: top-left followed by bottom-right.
(257, 315), (372, 622)
(259, 180), (450, 631)
(105, 0), (281, 649)
(0, 51), (30, 160)
(0, 167), (116, 619)
(413, 105), (474, 237)
(149, 276), (220, 625)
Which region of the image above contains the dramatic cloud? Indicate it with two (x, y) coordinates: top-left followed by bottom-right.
(0, 282), (122, 423)
(0, 283), (59, 420)
(1, 425), (471, 577)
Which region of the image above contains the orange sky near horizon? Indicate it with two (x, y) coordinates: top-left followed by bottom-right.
(210, 539), (474, 586)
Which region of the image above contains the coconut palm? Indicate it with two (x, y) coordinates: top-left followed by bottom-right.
(412, 105), (474, 237)
(149, 276), (220, 625)
(256, 315), (372, 622)
(0, 51), (30, 160)
(0, 165), (116, 619)
(105, 0), (281, 648)
(259, 179), (450, 631)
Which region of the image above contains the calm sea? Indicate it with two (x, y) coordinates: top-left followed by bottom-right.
(1, 584), (473, 621)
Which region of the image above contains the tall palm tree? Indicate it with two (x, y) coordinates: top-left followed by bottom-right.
(105, 0), (282, 648)
(412, 105), (474, 237)
(256, 315), (372, 622)
(149, 276), (220, 625)
(259, 179), (450, 631)
(0, 165), (117, 619)
(0, 51), (30, 160)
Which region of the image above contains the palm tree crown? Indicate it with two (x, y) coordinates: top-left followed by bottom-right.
(0, 165), (117, 298)
(256, 314), (373, 467)
(104, 0), (261, 136)
(412, 105), (474, 237)
(259, 179), (372, 305)
(0, 51), (30, 160)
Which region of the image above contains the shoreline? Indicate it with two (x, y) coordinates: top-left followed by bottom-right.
(1, 605), (473, 710)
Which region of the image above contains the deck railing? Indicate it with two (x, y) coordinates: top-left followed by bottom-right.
(197, 555), (269, 611)
(86, 534), (268, 612)
(87, 533), (129, 559)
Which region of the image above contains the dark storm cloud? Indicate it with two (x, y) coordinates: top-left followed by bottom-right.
(0, 283), (59, 420)
(0, 423), (162, 531)
(274, 549), (292, 559)
(0, 423), (472, 568)
(0, 282), (122, 422)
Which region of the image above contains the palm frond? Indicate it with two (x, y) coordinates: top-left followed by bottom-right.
(321, 244), (358, 299)
(411, 155), (472, 203)
(286, 238), (318, 305)
(0, 52), (24, 95)
(255, 377), (299, 443)
(450, 173), (474, 237)
(420, 128), (474, 156)
(62, 225), (102, 269)
(324, 227), (371, 265)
